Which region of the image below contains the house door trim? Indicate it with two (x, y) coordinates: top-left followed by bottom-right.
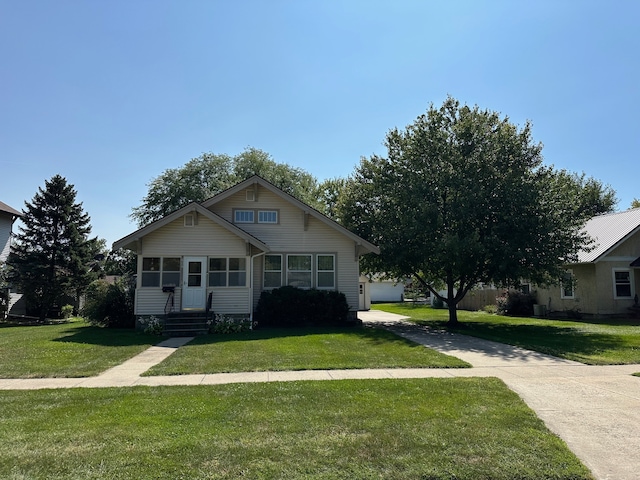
(182, 256), (207, 311)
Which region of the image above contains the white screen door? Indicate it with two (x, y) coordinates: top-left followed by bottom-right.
(182, 257), (207, 310)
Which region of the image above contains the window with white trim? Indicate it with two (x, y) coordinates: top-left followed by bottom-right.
(264, 255), (282, 288)
(184, 214), (195, 227)
(142, 257), (180, 288)
(162, 258), (181, 287)
(316, 254), (335, 289)
(234, 210), (254, 223)
(613, 269), (632, 298)
(258, 210), (278, 224)
(208, 257), (247, 287)
(141, 257), (161, 287)
(560, 270), (574, 299)
(287, 254), (312, 288)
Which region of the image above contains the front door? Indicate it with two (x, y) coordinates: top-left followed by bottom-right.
(182, 257), (207, 310)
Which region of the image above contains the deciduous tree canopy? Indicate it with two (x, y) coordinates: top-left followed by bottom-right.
(338, 97), (611, 325)
(131, 147), (320, 227)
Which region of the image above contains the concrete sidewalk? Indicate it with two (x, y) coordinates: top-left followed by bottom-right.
(1, 310), (639, 479)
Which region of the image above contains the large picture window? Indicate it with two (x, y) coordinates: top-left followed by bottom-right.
(287, 254), (312, 288)
(317, 254), (335, 289)
(613, 269), (632, 298)
(209, 257), (247, 287)
(264, 255), (282, 288)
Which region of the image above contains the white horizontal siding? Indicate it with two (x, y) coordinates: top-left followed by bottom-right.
(140, 216), (247, 257)
(208, 288), (250, 315)
(136, 289), (173, 316)
(213, 187), (361, 311)
(0, 216), (12, 262)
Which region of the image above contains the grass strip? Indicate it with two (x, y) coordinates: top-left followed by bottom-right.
(0, 378), (593, 479)
(144, 325), (469, 375)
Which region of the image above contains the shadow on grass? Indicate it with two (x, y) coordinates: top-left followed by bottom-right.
(184, 325), (425, 349)
(414, 319), (626, 360)
(51, 325), (158, 347)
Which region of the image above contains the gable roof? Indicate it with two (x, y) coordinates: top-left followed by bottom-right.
(201, 175), (380, 255)
(578, 208), (640, 263)
(112, 203), (270, 252)
(0, 201), (21, 217)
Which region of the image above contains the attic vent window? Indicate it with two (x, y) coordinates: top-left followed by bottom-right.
(246, 190), (256, 201)
(184, 214), (195, 227)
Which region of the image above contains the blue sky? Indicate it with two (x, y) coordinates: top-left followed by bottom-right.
(2, 0), (639, 247)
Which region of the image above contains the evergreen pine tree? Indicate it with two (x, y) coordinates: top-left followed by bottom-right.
(7, 175), (99, 321)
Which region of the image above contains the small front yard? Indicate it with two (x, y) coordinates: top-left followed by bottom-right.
(144, 326), (469, 375)
(0, 319), (159, 378)
(0, 378), (593, 479)
(375, 303), (640, 365)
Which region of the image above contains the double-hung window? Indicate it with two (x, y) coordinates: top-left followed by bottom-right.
(141, 257), (161, 287)
(264, 255), (282, 288)
(560, 270), (574, 299)
(287, 254), (312, 288)
(316, 255), (335, 289)
(141, 257), (180, 287)
(613, 269), (632, 298)
(209, 258), (247, 287)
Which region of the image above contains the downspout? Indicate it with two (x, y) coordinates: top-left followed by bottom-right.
(249, 251), (267, 328)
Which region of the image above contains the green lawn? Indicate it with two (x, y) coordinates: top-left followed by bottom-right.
(0, 378), (593, 479)
(145, 326), (469, 375)
(0, 319), (159, 378)
(375, 303), (640, 365)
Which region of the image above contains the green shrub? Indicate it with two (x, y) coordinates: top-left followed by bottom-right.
(61, 304), (74, 319)
(82, 277), (135, 328)
(496, 290), (536, 317)
(138, 315), (164, 335)
(255, 286), (351, 327)
(432, 296), (445, 309)
(483, 304), (498, 314)
(209, 315), (252, 334)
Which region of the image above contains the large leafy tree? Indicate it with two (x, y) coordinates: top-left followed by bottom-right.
(131, 147), (320, 227)
(7, 175), (100, 321)
(339, 97), (604, 325)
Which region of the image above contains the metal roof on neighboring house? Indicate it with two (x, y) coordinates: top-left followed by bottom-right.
(0, 201), (21, 217)
(578, 208), (640, 263)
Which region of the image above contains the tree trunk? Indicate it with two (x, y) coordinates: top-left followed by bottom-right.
(447, 301), (458, 326)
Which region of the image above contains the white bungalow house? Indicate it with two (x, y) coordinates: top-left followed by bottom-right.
(113, 176), (380, 321)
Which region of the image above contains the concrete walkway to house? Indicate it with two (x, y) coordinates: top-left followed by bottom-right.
(1, 311), (639, 479)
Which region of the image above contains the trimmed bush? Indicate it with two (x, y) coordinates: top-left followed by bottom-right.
(82, 277), (135, 328)
(255, 286), (351, 327)
(496, 290), (536, 317)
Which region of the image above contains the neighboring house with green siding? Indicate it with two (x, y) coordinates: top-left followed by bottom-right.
(113, 176), (379, 320)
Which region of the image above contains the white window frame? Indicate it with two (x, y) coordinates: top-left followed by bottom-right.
(161, 257), (181, 287)
(286, 254), (312, 289)
(234, 210), (255, 223)
(208, 257), (247, 288)
(613, 268), (633, 299)
(560, 270), (574, 299)
(316, 254), (336, 289)
(258, 210), (278, 224)
(141, 257), (161, 287)
(263, 254), (283, 289)
(184, 214), (195, 227)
